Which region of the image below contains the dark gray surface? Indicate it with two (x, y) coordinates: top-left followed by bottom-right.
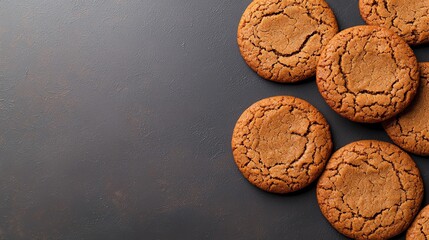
(0, 0), (427, 239)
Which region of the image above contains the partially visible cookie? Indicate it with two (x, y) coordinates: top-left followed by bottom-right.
(383, 63), (429, 156)
(237, 0), (338, 83)
(316, 25), (419, 123)
(407, 205), (429, 240)
(359, 0), (429, 45)
(317, 140), (424, 240)
(231, 96), (332, 194)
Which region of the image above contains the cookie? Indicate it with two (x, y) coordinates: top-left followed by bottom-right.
(231, 96), (332, 194)
(383, 63), (429, 156)
(406, 205), (429, 240)
(237, 0), (338, 83)
(317, 140), (424, 240)
(316, 25), (419, 123)
(359, 0), (429, 45)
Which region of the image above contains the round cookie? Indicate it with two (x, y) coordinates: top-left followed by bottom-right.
(231, 96), (332, 194)
(406, 205), (429, 239)
(383, 63), (429, 156)
(317, 140), (424, 240)
(359, 0), (429, 45)
(316, 25), (419, 123)
(237, 0), (338, 83)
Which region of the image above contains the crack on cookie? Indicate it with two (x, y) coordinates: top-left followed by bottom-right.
(317, 141), (423, 239)
(407, 206), (429, 239)
(360, 0), (429, 44)
(232, 97), (332, 193)
(383, 63), (429, 156)
(238, 0), (338, 82)
(316, 26), (418, 122)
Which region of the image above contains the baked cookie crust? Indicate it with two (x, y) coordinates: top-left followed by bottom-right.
(317, 140), (424, 240)
(316, 25), (419, 123)
(232, 96), (332, 193)
(237, 0), (338, 83)
(406, 205), (429, 240)
(383, 63), (429, 156)
(359, 0), (429, 45)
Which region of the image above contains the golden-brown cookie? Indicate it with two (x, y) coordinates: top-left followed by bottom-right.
(359, 0), (429, 45)
(231, 96), (332, 194)
(237, 0), (338, 83)
(406, 205), (429, 240)
(317, 140), (424, 240)
(316, 25), (419, 123)
(383, 63), (429, 156)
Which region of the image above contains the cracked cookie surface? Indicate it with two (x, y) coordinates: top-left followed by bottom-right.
(231, 96), (332, 193)
(406, 205), (429, 240)
(316, 25), (419, 123)
(237, 0), (338, 83)
(317, 140), (424, 240)
(383, 63), (429, 156)
(359, 0), (429, 45)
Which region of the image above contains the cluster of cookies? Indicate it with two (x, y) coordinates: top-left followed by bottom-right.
(232, 0), (429, 239)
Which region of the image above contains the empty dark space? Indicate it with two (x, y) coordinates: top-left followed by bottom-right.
(0, 1), (427, 239)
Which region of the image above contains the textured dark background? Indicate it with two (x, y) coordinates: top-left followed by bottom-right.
(0, 0), (428, 239)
